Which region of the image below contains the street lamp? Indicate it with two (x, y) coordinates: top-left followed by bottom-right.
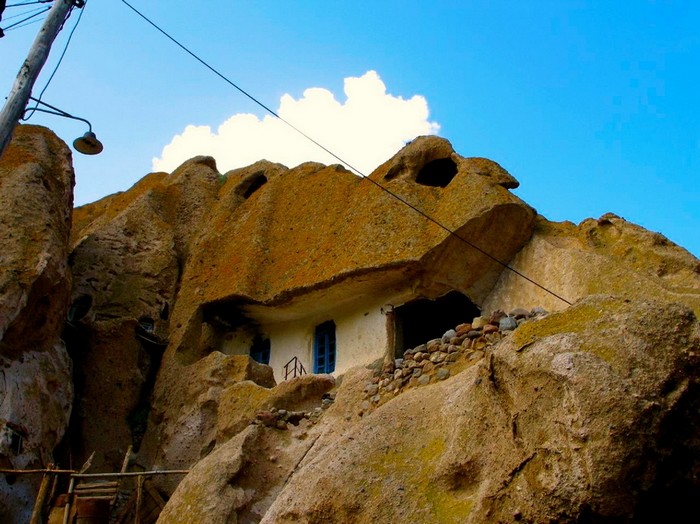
(23, 96), (103, 155)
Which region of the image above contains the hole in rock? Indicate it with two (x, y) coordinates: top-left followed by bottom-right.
(415, 158), (458, 188)
(236, 171), (268, 199)
(67, 294), (93, 322)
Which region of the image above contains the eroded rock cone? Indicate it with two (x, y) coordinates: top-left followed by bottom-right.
(0, 125), (75, 523)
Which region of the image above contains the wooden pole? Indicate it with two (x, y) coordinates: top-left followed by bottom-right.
(120, 445), (133, 474)
(71, 470), (190, 478)
(0, 468), (189, 477)
(0, 0), (76, 158)
(0, 468), (77, 475)
(62, 476), (75, 524)
(134, 475), (144, 524)
(29, 465), (53, 524)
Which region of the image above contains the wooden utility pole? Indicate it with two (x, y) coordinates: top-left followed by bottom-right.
(0, 0), (76, 158)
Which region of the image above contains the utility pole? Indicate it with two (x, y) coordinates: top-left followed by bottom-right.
(0, 0), (77, 158)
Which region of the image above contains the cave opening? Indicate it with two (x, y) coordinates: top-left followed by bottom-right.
(67, 294), (92, 323)
(235, 171), (268, 199)
(415, 158), (458, 188)
(393, 291), (480, 357)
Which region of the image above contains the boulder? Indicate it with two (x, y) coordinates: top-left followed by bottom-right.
(159, 422), (322, 524)
(0, 125), (74, 523)
(137, 353), (274, 491)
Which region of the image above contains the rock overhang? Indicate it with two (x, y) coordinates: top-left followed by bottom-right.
(177, 135), (537, 315)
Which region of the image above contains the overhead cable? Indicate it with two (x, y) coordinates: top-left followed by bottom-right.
(1, 4), (49, 30)
(119, 0), (572, 306)
(5, 1), (53, 8)
(3, 4), (47, 21)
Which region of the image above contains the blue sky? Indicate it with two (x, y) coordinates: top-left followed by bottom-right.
(2, 1), (698, 257)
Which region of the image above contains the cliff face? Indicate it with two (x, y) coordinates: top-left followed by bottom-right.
(0, 126), (75, 523)
(2, 125), (700, 523)
(266, 296), (700, 523)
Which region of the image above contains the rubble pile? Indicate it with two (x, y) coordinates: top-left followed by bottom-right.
(253, 393), (336, 430)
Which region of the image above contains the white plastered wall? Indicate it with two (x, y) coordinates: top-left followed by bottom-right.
(262, 295), (396, 383)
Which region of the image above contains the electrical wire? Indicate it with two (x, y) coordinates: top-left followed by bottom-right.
(5, 1), (53, 7)
(2, 14), (45, 31)
(3, 4), (47, 21)
(119, 0), (572, 306)
(1, 5), (49, 30)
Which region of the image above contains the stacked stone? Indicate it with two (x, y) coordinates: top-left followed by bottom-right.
(361, 307), (548, 412)
(253, 392), (336, 430)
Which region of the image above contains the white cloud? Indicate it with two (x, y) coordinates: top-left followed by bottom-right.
(152, 71), (440, 175)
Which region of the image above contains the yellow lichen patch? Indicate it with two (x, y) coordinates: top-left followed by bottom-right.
(366, 436), (475, 522)
(426, 483), (475, 523)
(0, 125), (60, 169)
(510, 297), (634, 364)
(217, 381), (273, 441)
(0, 145), (35, 169)
(512, 299), (623, 350)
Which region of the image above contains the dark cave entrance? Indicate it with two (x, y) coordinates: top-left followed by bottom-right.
(392, 291), (480, 357)
(235, 170), (268, 199)
(415, 157), (458, 187)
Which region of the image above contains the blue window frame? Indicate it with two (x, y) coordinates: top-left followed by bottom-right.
(313, 321), (336, 374)
(250, 336), (271, 365)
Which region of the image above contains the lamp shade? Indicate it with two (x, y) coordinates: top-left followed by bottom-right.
(73, 131), (103, 155)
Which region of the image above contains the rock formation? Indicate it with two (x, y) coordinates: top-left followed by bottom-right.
(68, 135), (538, 477)
(66, 155), (221, 471)
(0, 126), (75, 523)
(158, 296), (700, 523)
(2, 125), (700, 523)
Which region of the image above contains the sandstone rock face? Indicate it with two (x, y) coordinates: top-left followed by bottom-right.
(483, 213), (700, 316)
(216, 373), (334, 443)
(158, 423), (322, 524)
(0, 126), (74, 523)
(66, 156), (222, 471)
(173, 137), (534, 330)
(252, 296), (699, 523)
(68, 136), (535, 474)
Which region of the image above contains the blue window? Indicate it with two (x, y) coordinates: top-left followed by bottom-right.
(313, 321), (336, 374)
(250, 336), (271, 365)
